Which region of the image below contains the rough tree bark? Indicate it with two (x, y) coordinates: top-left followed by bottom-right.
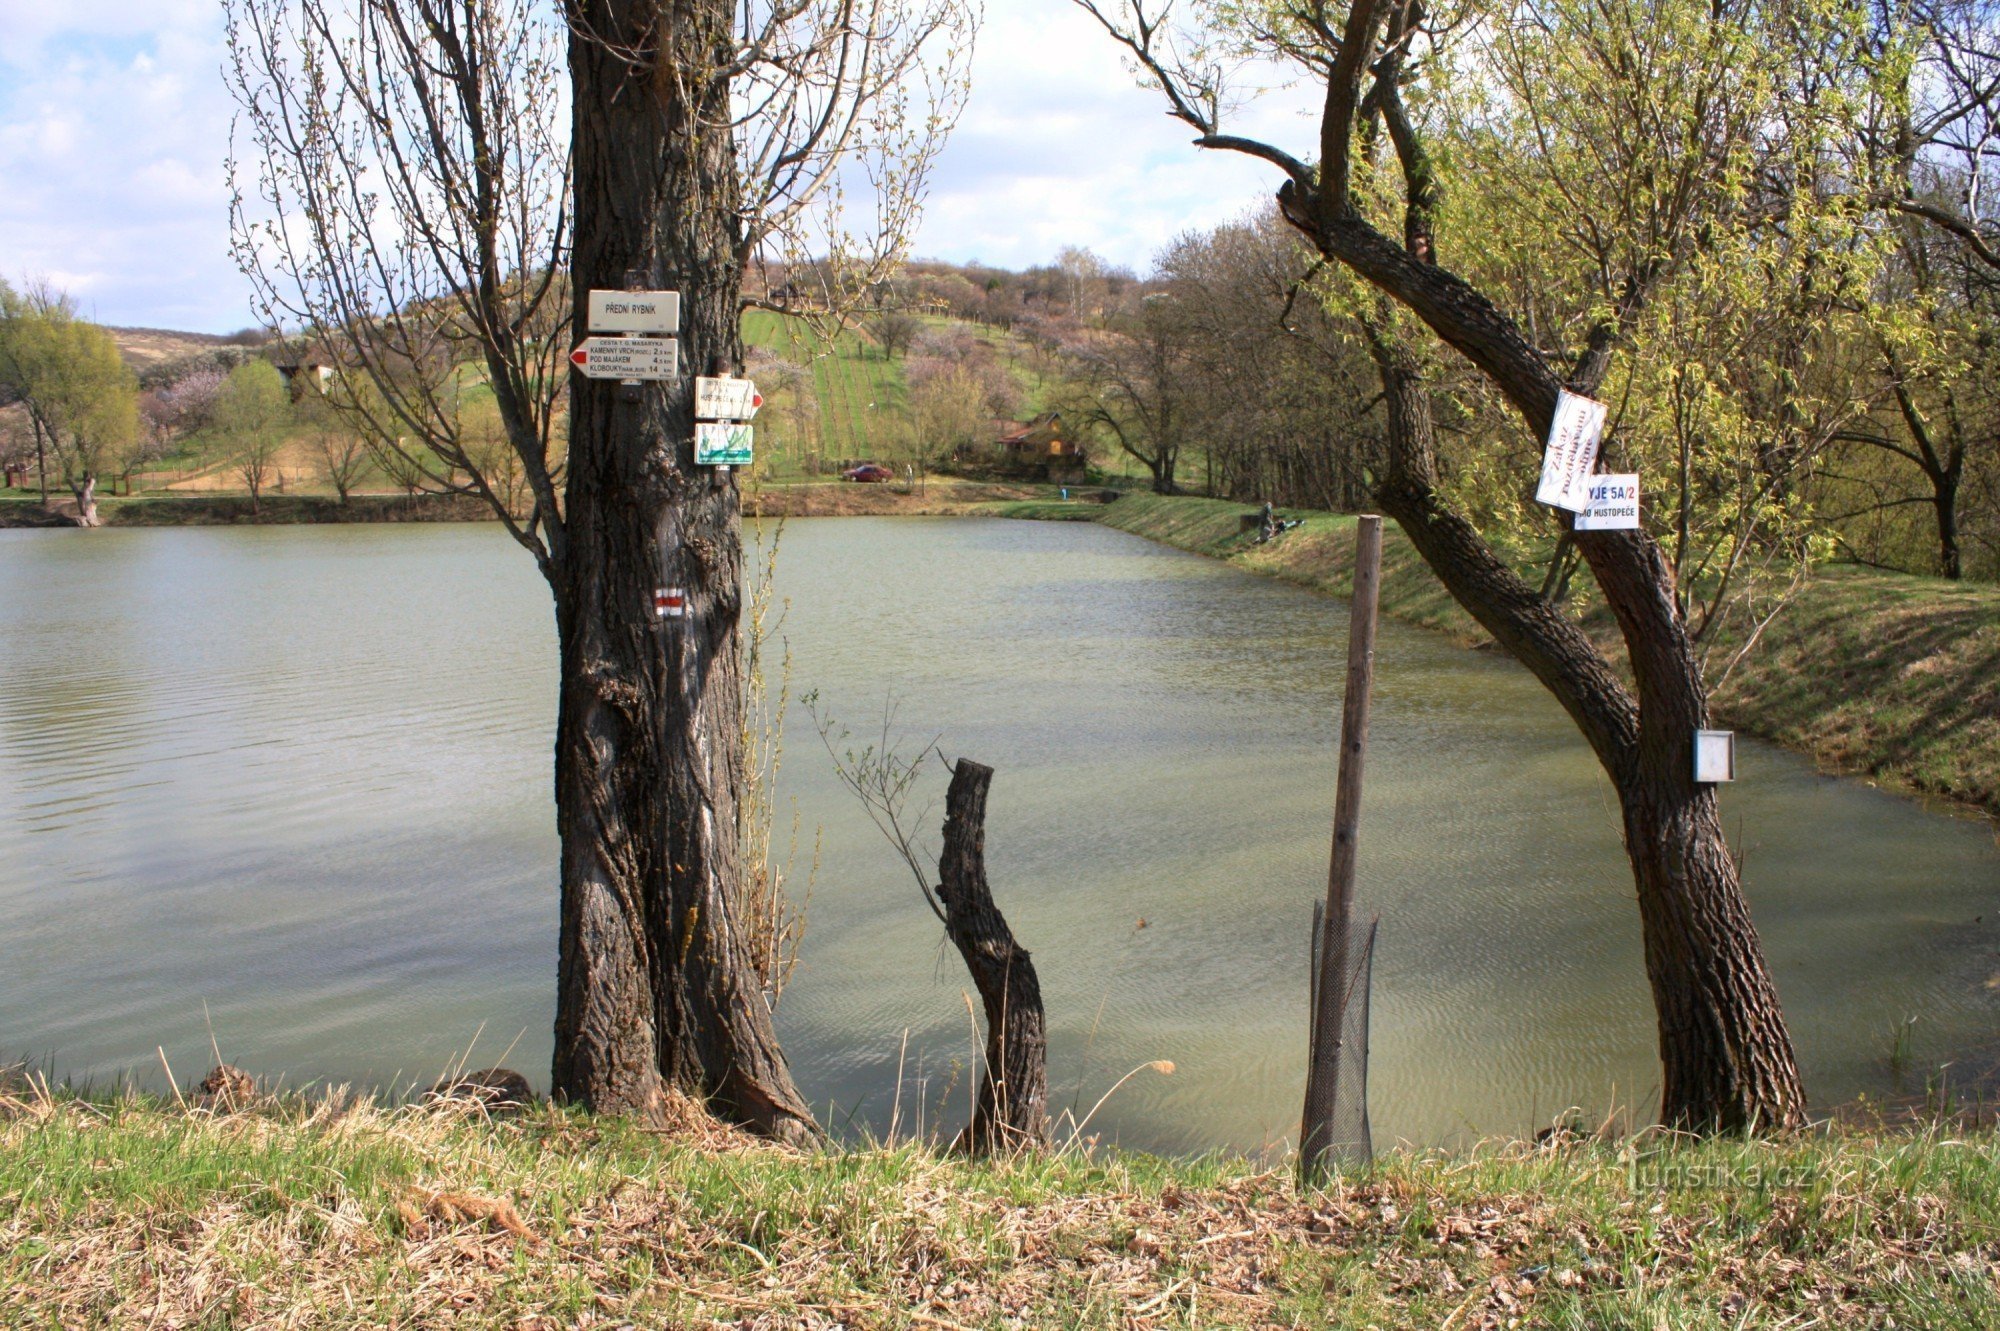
(1363, 316), (1805, 1132)
(938, 760), (1049, 1154)
(553, 0), (816, 1142)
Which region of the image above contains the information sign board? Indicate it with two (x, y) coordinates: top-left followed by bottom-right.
(569, 337), (679, 380)
(1536, 389), (1609, 512)
(694, 377), (762, 421)
(1576, 473), (1640, 530)
(586, 289), (680, 334)
(695, 422), (753, 466)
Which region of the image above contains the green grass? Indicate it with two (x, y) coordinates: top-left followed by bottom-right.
(1092, 493), (2000, 816)
(7, 1080), (2000, 1327)
(744, 310), (913, 464)
(1, 493), (494, 527)
(979, 499), (1108, 521)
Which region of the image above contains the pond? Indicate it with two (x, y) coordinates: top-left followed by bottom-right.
(2, 517), (1996, 1154)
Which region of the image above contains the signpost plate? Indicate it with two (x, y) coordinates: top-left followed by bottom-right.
(1576, 473), (1640, 530)
(1536, 389), (1609, 513)
(587, 289), (680, 334)
(694, 377), (762, 421)
(695, 422), (753, 466)
(570, 337), (679, 381)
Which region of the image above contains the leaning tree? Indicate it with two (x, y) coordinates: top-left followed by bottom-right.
(226, 0), (974, 1136)
(1076, 0), (1897, 1132)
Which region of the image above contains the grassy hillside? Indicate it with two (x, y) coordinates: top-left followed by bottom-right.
(107, 326), (251, 375)
(8, 1083), (2000, 1328)
(1096, 494), (2000, 816)
(743, 310), (913, 464)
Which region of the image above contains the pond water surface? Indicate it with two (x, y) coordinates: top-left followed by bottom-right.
(2, 517), (1996, 1153)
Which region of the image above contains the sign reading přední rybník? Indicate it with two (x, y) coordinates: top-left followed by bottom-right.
(587, 289), (680, 335)
(1536, 389), (1609, 513)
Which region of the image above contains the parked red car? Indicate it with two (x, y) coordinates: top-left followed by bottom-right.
(841, 463), (894, 483)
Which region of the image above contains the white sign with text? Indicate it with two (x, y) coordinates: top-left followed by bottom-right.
(587, 289), (681, 334)
(1576, 473), (1640, 530)
(694, 377), (762, 421)
(1536, 389), (1609, 513)
(569, 337), (679, 381)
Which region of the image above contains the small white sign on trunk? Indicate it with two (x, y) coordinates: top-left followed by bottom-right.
(1575, 473), (1641, 531)
(1536, 389), (1609, 513)
(1694, 729), (1737, 783)
(694, 377), (762, 421)
(695, 422), (753, 467)
(587, 289), (680, 334)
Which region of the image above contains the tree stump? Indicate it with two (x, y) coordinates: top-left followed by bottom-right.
(938, 760), (1048, 1154)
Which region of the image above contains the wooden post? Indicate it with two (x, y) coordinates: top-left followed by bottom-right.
(1300, 514), (1383, 1184)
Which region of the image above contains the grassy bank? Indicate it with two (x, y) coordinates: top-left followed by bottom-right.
(1, 493), (497, 527)
(1095, 494), (2000, 817)
(5, 1081), (1998, 1328)
(1, 482), (1092, 528)
(744, 478), (1088, 518)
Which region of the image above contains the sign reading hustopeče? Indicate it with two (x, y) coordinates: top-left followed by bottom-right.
(1575, 473), (1641, 531)
(1536, 389), (1609, 513)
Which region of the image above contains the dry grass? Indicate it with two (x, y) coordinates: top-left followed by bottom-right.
(6, 1071), (2000, 1328)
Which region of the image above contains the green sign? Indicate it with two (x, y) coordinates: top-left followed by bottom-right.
(696, 422), (753, 466)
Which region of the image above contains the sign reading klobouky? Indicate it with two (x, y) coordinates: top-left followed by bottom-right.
(569, 337), (679, 380)
(1576, 473), (1640, 531)
(1536, 389), (1609, 513)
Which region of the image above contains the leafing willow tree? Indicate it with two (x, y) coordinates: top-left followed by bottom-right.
(1075, 0), (1909, 1132)
(226, 0), (975, 1136)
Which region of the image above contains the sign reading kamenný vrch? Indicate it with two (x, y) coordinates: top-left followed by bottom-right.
(569, 337), (679, 381)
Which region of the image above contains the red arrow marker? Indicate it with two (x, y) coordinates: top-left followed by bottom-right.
(570, 348), (588, 366)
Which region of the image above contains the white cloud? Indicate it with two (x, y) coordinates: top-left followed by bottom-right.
(0, 13), (251, 331)
(0, 0), (1325, 330)
(909, 0), (1322, 273)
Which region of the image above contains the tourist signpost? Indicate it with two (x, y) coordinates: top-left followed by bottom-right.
(574, 289), (681, 398)
(568, 337), (679, 380)
(586, 289), (680, 334)
(694, 374), (760, 468)
(695, 376), (762, 421)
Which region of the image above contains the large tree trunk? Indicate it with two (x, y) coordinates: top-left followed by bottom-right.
(1366, 323), (1805, 1133)
(1620, 770), (1804, 1129)
(938, 760), (1049, 1154)
(553, 0), (816, 1142)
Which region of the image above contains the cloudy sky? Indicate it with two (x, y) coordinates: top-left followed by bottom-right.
(0, 2), (1314, 333)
